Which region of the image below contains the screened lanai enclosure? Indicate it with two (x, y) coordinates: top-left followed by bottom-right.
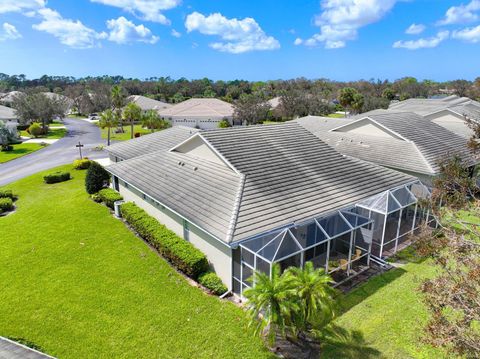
(232, 180), (435, 297)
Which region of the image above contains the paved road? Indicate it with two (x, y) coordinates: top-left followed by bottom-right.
(0, 337), (55, 359)
(0, 118), (107, 186)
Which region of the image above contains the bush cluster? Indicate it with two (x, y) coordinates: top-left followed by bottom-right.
(28, 122), (44, 138)
(121, 202), (210, 280)
(0, 189), (14, 199)
(1, 145), (13, 152)
(44, 171), (71, 184)
(97, 188), (123, 208)
(85, 162), (110, 194)
(73, 158), (92, 170)
(198, 272), (228, 295)
(0, 198), (14, 214)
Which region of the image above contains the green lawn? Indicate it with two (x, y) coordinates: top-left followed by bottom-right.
(20, 127), (67, 139)
(327, 113), (346, 118)
(99, 124), (152, 141)
(321, 248), (447, 359)
(0, 143), (46, 163)
(0, 166), (273, 359)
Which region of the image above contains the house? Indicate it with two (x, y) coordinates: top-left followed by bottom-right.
(0, 91), (23, 105)
(158, 98), (235, 130)
(387, 96), (480, 139)
(127, 95), (172, 112)
(106, 123), (432, 295)
(295, 112), (477, 186)
(0, 105), (19, 138)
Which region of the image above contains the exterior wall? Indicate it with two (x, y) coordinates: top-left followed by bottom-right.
(425, 111), (473, 139)
(174, 135), (226, 166)
(116, 180), (233, 289)
(165, 116), (233, 130)
(338, 120), (403, 140)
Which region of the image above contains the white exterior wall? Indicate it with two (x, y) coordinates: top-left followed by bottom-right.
(425, 111), (473, 138)
(339, 120), (403, 140)
(116, 181), (233, 289)
(167, 116), (233, 130)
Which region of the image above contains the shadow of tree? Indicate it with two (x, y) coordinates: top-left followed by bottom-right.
(320, 324), (382, 359)
(6, 336), (47, 353)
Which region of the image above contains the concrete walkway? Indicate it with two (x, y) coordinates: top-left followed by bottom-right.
(0, 337), (55, 359)
(0, 118), (107, 186)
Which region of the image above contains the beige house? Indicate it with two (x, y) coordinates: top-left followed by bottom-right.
(127, 95), (172, 112)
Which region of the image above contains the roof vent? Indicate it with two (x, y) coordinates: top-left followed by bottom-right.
(193, 166), (198, 171)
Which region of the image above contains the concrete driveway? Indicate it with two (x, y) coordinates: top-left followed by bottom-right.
(0, 118), (107, 186)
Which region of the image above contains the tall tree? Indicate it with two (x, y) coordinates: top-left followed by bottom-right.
(122, 102), (142, 139)
(99, 109), (118, 146)
(233, 94), (271, 125)
(141, 109), (170, 133)
(338, 87), (359, 116)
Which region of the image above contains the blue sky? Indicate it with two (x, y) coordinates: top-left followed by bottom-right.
(1, 0), (480, 81)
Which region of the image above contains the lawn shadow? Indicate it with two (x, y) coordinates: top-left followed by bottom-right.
(320, 324), (382, 359)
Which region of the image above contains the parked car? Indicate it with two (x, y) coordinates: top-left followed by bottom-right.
(89, 113), (99, 121)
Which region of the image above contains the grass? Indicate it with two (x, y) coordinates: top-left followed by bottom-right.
(99, 124), (152, 141)
(20, 127), (67, 140)
(0, 143), (46, 163)
(327, 113), (346, 118)
(0, 165), (272, 359)
(321, 248), (448, 359)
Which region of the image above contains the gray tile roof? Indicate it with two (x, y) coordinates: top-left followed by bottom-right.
(0, 105), (16, 121)
(108, 123), (416, 244)
(106, 126), (200, 160)
(127, 95), (172, 111)
(295, 113), (476, 175)
(388, 95), (480, 118)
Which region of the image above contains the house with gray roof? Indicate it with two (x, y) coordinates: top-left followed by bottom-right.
(158, 98), (235, 130)
(295, 112), (477, 186)
(387, 95), (480, 139)
(106, 123), (432, 295)
(127, 95), (172, 112)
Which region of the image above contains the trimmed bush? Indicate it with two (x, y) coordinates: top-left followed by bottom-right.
(97, 188), (123, 209)
(44, 171), (71, 184)
(0, 189), (14, 199)
(28, 122), (43, 138)
(73, 158), (92, 170)
(85, 161), (110, 194)
(91, 193), (102, 203)
(199, 272), (227, 295)
(0, 198), (14, 213)
(121, 202), (209, 279)
(1, 145), (13, 152)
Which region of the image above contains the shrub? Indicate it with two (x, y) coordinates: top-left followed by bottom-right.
(73, 158), (92, 170)
(134, 132), (141, 138)
(85, 161), (110, 194)
(43, 171), (71, 184)
(91, 193), (102, 203)
(28, 123), (43, 138)
(0, 198), (14, 213)
(121, 202), (209, 279)
(199, 272), (227, 295)
(97, 188), (123, 208)
(0, 189), (14, 199)
(1, 145), (13, 152)
(218, 119), (231, 128)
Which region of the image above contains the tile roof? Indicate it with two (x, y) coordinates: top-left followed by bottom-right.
(0, 105), (16, 120)
(127, 95), (172, 111)
(158, 98), (233, 118)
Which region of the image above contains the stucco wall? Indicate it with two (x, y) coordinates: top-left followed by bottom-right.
(338, 120), (403, 140)
(116, 181), (233, 289)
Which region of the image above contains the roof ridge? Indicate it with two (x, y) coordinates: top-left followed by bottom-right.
(226, 173), (246, 243)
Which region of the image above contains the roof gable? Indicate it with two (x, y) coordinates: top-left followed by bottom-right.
(331, 117), (406, 141)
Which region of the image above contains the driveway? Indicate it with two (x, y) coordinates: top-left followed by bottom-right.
(0, 118), (107, 186)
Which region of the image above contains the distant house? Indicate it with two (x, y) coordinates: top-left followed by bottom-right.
(127, 95), (172, 112)
(0, 104), (19, 139)
(106, 123), (432, 294)
(295, 112), (477, 186)
(158, 98), (235, 130)
(42, 92), (75, 113)
(0, 91), (23, 105)
(387, 95), (480, 139)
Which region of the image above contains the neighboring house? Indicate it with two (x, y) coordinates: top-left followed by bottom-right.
(387, 95), (480, 139)
(295, 112), (477, 186)
(106, 123), (432, 295)
(0, 91), (23, 105)
(158, 98), (235, 130)
(0, 105), (19, 141)
(127, 95), (172, 112)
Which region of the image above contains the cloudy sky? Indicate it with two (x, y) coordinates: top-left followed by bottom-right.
(1, 0), (480, 80)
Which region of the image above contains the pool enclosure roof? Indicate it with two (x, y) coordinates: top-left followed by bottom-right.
(240, 209), (372, 263)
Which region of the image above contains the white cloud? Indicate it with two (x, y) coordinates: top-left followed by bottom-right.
(106, 16), (158, 44)
(0, 0), (44, 14)
(90, 0), (180, 25)
(185, 12), (280, 54)
(438, 0), (480, 25)
(171, 29), (181, 38)
(452, 25), (480, 42)
(405, 23), (426, 35)
(296, 0), (399, 49)
(0, 23), (22, 41)
(393, 30), (449, 50)
(33, 8), (107, 49)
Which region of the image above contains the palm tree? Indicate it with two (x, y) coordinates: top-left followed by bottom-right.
(111, 85), (125, 132)
(243, 264), (297, 347)
(141, 110), (170, 133)
(99, 109), (118, 146)
(122, 102), (142, 139)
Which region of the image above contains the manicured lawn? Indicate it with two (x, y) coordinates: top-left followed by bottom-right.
(0, 166), (273, 359)
(0, 143), (46, 163)
(99, 124), (152, 141)
(20, 127), (67, 139)
(327, 113), (346, 118)
(322, 248), (448, 359)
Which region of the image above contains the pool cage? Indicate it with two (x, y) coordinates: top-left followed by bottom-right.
(233, 209), (374, 297)
(355, 180), (436, 259)
(232, 180), (435, 297)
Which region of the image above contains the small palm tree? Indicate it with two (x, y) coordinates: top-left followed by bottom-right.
(111, 85), (125, 132)
(141, 110), (170, 133)
(243, 264), (297, 347)
(99, 109), (118, 146)
(122, 102), (142, 139)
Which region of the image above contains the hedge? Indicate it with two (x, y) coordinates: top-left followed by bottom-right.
(0, 198), (14, 213)
(44, 171), (71, 184)
(199, 272), (227, 295)
(97, 188), (123, 209)
(121, 202), (209, 279)
(0, 189), (14, 199)
(73, 158), (92, 170)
